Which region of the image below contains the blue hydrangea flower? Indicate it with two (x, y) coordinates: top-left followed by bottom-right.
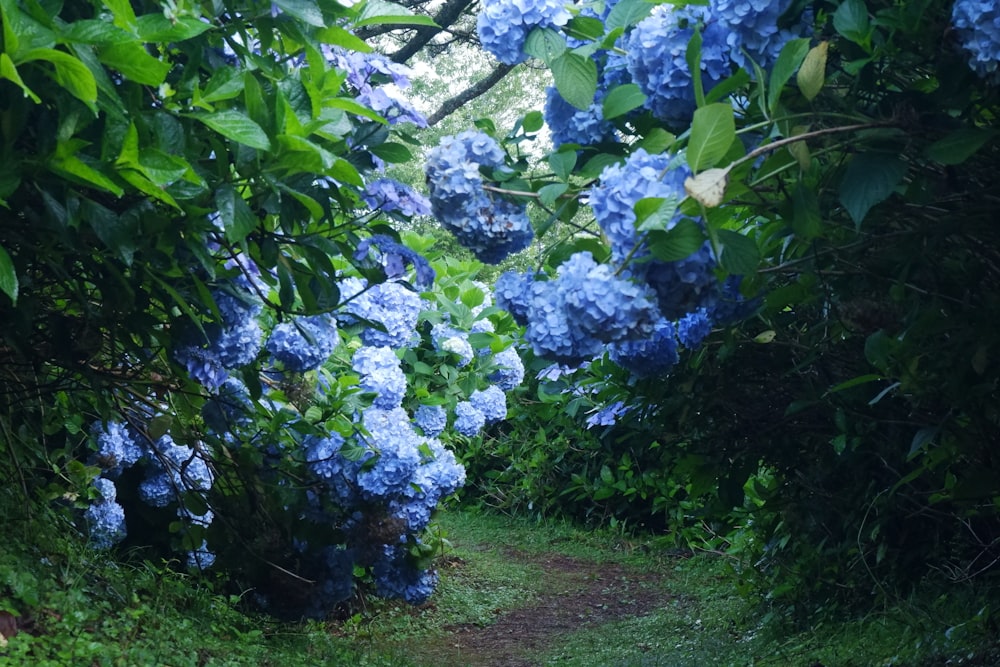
(952, 0), (1000, 82)
(609, 317), (680, 377)
(362, 180), (433, 219)
(90, 420), (143, 478)
(354, 235), (435, 289)
(544, 86), (616, 149)
(353, 346), (407, 409)
(357, 408), (423, 498)
(488, 346), (525, 390)
(414, 404), (448, 438)
(626, 4), (732, 128)
(644, 242), (718, 319)
(84, 498), (127, 549)
(304, 433), (357, 503)
(202, 377), (253, 434)
(174, 345), (228, 390)
(425, 131), (533, 264)
(710, 0), (802, 69)
(470, 385), (508, 423)
(325, 48), (427, 126)
(373, 544), (439, 605)
(471, 318), (496, 335)
(266, 314), (339, 372)
(586, 400), (630, 428)
(494, 271), (536, 325)
(454, 401), (486, 437)
(187, 541), (216, 570)
(677, 307), (713, 349)
(588, 149), (691, 262)
(432, 323), (475, 367)
(343, 280), (424, 349)
(139, 436), (214, 508)
(476, 0), (572, 65)
(705, 275), (762, 326)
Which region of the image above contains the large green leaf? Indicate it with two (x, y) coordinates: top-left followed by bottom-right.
(354, 0), (438, 28)
(215, 184), (257, 244)
(551, 52), (597, 112)
(605, 0), (653, 32)
(687, 103), (735, 172)
(0, 244), (18, 304)
(634, 197), (680, 233)
(767, 38), (811, 113)
(647, 219), (706, 262)
(18, 48), (97, 109)
(271, 0), (325, 26)
(838, 152), (907, 228)
(0, 53), (40, 102)
(926, 128), (998, 165)
(602, 83), (646, 120)
(190, 110), (272, 151)
(833, 0), (871, 49)
(524, 28), (567, 65)
(717, 229), (759, 275)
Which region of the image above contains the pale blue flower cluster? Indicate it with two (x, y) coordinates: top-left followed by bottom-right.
(342, 279), (424, 349)
(453, 400), (487, 436)
(354, 235), (435, 289)
(586, 400), (630, 428)
(710, 0), (801, 69)
(357, 408), (423, 498)
(138, 435), (214, 508)
(266, 314), (339, 372)
(626, 4), (731, 127)
(414, 404), (448, 437)
(89, 420), (143, 478)
(84, 477), (127, 549)
(353, 346), (407, 410)
(677, 308), (713, 349)
(362, 179), (433, 219)
(477, 0), (572, 65)
(608, 317), (680, 378)
(488, 346), (525, 391)
(432, 323), (475, 367)
(952, 0), (1000, 82)
(425, 131), (533, 264)
(544, 86), (616, 149)
(470, 385), (508, 423)
(325, 48), (427, 126)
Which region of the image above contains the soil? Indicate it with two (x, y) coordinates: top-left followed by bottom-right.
(407, 548), (672, 667)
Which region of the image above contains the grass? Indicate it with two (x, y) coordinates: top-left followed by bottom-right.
(3, 495), (998, 666)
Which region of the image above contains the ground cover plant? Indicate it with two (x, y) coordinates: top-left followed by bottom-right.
(2, 0), (1000, 662)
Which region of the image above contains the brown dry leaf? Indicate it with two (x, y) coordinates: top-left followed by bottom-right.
(684, 167), (730, 208)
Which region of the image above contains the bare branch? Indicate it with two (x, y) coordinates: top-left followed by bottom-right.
(427, 62), (514, 126)
(390, 0), (479, 63)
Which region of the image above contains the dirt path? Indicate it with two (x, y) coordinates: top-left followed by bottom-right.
(410, 549), (672, 667)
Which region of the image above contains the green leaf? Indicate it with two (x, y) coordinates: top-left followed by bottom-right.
(135, 15), (213, 42)
(316, 25), (372, 53)
(97, 42), (170, 85)
(826, 373), (884, 394)
(0, 244), (18, 304)
(833, 0), (871, 48)
(272, 0), (326, 26)
(551, 52), (597, 111)
(791, 180), (822, 240)
(354, 0), (438, 28)
(523, 27), (566, 65)
(522, 110), (544, 133)
(767, 38), (811, 113)
(797, 41), (828, 101)
(50, 143), (124, 196)
(103, 0), (137, 30)
(634, 197), (680, 233)
(687, 103), (735, 172)
(58, 19), (131, 45)
(18, 48), (97, 110)
(190, 110), (272, 151)
(602, 83), (646, 120)
(548, 150), (577, 181)
(215, 184), (257, 244)
(605, 0), (653, 32)
(538, 182), (568, 207)
(328, 158), (363, 186)
(717, 229), (759, 275)
(926, 128), (998, 165)
(685, 27), (705, 108)
(838, 152), (907, 228)
(201, 67), (246, 104)
(368, 142), (413, 163)
(647, 219), (706, 262)
(566, 16), (605, 41)
(0, 53), (40, 102)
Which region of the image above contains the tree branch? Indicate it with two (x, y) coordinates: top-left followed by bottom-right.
(427, 62), (514, 126)
(389, 0), (479, 64)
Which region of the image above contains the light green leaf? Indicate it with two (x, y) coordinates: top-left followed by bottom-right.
(685, 27), (705, 108)
(50, 148), (124, 196)
(838, 152), (907, 228)
(0, 244), (18, 304)
(200, 67), (246, 104)
(549, 150), (577, 181)
(566, 16), (605, 41)
(717, 229), (759, 275)
(797, 41), (828, 101)
(315, 26), (372, 53)
(354, 0), (438, 28)
(97, 42), (170, 86)
(18, 48), (97, 109)
(103, 0), (137, 30)
(634, 197), (680, 233)
(538, 183), (568, 207)
(602, 83), (645, 120)
(328, 158), (363, 186)
(523, 27), (566, 65)
(833, 0), (871, 48)
(135, 15), (213, 41)
(369, 142), (413, 163)
(0, 53), (41, 102)
(551, 52), (597, 111)
(271, 0), (325, 26)
(687, 103), (736, 172)
(926, 128), (998, 165)
(58, 19), (131, 45)
(647, 219), (706, 262)
(767, 38), (811, 113)
(605, 0), (653, 32)
(215, 184), (257, 244)
(190, 110), (272, 151)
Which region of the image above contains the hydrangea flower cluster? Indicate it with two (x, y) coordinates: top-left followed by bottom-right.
(354, 234), (435, 289)
(585, 400), (630, 428)
(374, 544), (439, 604)
(266, 314), (339, 372)
(174, 286), (263, 390)
(453, 400), (487, 436)
(341, 279), (424, 349)
(677, 308), (712, 349)
(325, 48), (427, 127)
(476, 0), (572, 65)
(362, 179), (433, 219)
(414, 404), (448, 437)
(425, 131), (533, 264)
(89, 420), (143, 478)
(608, 317), (680, 377)
(709, 0), (801, 69)
(496, 252), (661, 363)
(432, 323), (474, 367)
(544, 86), (616, 149)
(951, 0), (1000, 82)
(138, 435), (214, 508)
(488, 345), (525, 390)
(470, 385), (508, 423)
(353, 346), (407, 410)
(84, 478), (127, 549)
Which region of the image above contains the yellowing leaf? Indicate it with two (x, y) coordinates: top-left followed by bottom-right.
(797, 41), (828, 101)
(684, 167), (730, 208)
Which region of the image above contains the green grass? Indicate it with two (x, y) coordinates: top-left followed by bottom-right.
(3, 496), (998, 666)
